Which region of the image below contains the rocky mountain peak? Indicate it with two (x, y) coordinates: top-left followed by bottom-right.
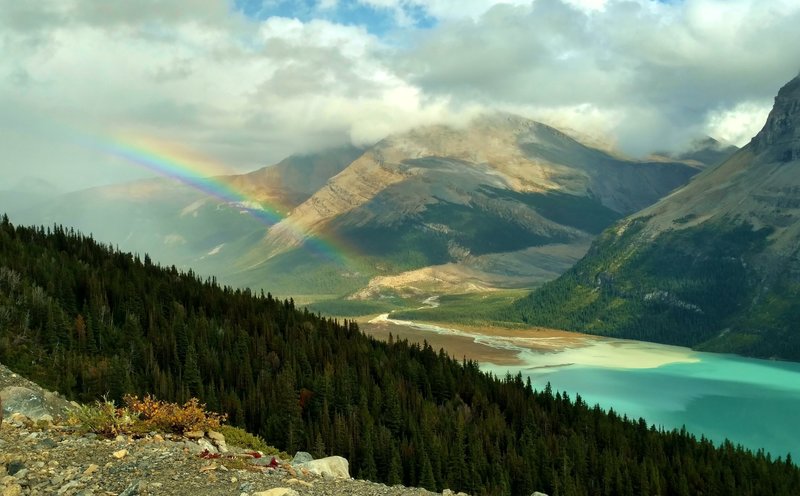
(750, 74), (800, 161)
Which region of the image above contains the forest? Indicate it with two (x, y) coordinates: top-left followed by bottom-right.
(512, 217), (800, 360)
(1, 214), (798, 496)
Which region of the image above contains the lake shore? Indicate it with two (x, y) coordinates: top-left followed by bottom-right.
(358, 314), (699, 370)
(359, 313), (598, 366)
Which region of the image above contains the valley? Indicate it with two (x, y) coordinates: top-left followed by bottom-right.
(4, 113), (715, 304)
(5, 2), (800, 495)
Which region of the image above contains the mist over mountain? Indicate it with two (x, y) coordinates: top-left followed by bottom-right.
(0, 177), (61, 213)
(3, 146), (363, 282)
(3, 114), (724, 301)
(233, 113), (711, 297)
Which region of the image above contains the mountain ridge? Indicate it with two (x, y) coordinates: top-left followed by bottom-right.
(235, 113), (710, 297)
(4, 113), (731, 300)
(513, 74), (800, 360)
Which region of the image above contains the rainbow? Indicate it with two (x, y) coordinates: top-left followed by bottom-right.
(87, 133), (354, 265)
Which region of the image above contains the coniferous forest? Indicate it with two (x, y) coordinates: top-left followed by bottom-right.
(1, 215), (798, 496)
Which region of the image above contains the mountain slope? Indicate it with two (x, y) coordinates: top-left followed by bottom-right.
(514, 74), (800, 360)
(236, 114), (706, 295)
(2, 217), (799, 495)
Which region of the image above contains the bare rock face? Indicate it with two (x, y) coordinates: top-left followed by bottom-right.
(751, 74), (800, 162)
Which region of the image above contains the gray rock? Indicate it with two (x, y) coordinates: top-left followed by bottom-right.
(0, 387), (52, 420)
(181, 440), (203, 454)
(118, 480), (140, 496)
(531, 492), (549, 496)
(249, 456), (277, 467)
(290, 451), (314, 465)
(238, 482), (256, 493)
(36, 438), (58, 449)
(296, 456), (350, 479)
(58, 480), (82, 495)
(253, 489), (299, 496)
(196, 438), (218, 454)
(7, 460), (26, 475)
(207, 430), (225, 443)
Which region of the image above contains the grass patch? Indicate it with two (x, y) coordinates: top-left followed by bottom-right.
(391, 290), (530, 326)
(307, 297), (412, 317)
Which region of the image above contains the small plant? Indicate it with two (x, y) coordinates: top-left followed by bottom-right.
(123, 395), (227, 435)
(69, 395), (227, 437)
(217, 425), (271, 452)
(68, 396), (138, 437)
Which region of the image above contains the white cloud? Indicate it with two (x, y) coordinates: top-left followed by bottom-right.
(1, 0), (799, 193)
(706, 101), (773, 147)
(394, 0), (800, 153)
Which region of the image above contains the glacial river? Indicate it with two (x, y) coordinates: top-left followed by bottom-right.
(368, 311), (800, 458)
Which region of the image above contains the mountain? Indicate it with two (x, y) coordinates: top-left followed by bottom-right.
(2, 217), (798, 495)
(0, 177), (61, 213)
(5, 146), (363, 280)
(514, 74), (800, 360)
(652, 136), (739, 169)
(234, 113), (708, 297)
(6, 115), (723, 301)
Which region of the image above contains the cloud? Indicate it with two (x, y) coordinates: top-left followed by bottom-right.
(1, 0), (799, 194)
(395, 0), (800, 152)
(705, 101), (774, 146)
(0, 0), (448, 190)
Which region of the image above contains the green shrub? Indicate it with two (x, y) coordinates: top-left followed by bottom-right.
(217, 424), (284, 456)
(68, 396), (138, 437)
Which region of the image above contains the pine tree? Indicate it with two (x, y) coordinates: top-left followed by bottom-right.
(183, 343), (204, 398)
(419, 449), (437, 491)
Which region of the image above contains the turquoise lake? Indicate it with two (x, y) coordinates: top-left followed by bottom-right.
(482, 343), (800, 458)
(372, 313), (800, 458)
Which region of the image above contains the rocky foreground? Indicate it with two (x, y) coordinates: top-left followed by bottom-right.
(0, 363), (474, 496)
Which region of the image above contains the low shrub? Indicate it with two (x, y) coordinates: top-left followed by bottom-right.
(69, 395), (226, 437)
(218, 425), (272, 452)
(124, 395), (226, 435)
(68, 396), (138, 437)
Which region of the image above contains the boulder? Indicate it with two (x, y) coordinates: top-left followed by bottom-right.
(197, 438), (218, 454)
(296, 456), (350, 479)
(207, 430), (225, 443)
(0, 387), (56, 421)
(290, 451), (314, 465)
(207, 431), (228, 453)
(531, 492), (549, 496)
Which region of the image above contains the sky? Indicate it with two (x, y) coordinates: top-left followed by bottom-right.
(1, 0), (800, 192)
